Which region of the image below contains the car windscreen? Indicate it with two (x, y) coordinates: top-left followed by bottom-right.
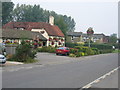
(58, 47), (65, 50)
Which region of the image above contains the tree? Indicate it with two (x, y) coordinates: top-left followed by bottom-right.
(109, 33), (117, 43)
(63, 15), (76, 32)
(55, 16), (68, 35)
(2, 2), (14, 25)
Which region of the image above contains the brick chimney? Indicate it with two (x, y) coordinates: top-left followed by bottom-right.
(49, 16), (54, 25)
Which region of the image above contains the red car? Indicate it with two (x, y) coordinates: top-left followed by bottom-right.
(56, 47), (70, 55)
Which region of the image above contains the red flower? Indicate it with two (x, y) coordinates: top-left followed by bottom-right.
(33, 42), (37, 45)
(51, 41), (54, 45)
(58, 42), (61, 45)
(26, 40), (30, 43)
(61, 39), (64, 42)
(49, 38), (52, 41)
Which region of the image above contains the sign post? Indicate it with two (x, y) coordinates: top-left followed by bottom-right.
(87, 27), (94, 47)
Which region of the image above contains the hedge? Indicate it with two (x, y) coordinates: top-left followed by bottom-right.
(65, 42), (81, 48)
(74, 46), (95, 55)
(84, 43), (113, 50)
(37, 46), (56, 53)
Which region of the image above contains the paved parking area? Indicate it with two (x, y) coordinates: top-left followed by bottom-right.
(35, 52), (78, 65)
(35, 53), (115, 65)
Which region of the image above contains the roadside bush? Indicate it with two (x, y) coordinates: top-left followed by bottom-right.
(69, 46), (96, 57)
(65, 42), (83, 48)
(48, 47), (56, 53)
(84, 43), (113, 50)
(70, 48), (78, 54)
(69, 53), (76, 57)
(37, 46), (56, 53)
(37, 46), (48, 52)
(91, 48), (100, 55)
(84, 53), (88, 56)
(74, 46), (95, 55)
(110, 43), (119, 49)
(85, 47), (95, 55)
(84, 43), (114, 54)
(8, 41), (37, 63)
(99, 49), (113, 54)
(76, 52), (85, 57)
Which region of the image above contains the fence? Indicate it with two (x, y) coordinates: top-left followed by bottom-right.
(5, 44), (18, 55)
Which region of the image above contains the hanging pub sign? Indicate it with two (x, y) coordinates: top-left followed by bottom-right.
(87, 27), (94, 35)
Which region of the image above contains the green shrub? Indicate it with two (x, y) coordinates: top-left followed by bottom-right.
(70, 48), (78, 54)
(65, 42), (83, 48)
(91, 48), (100, 55)
(76, 52), (85, 57)
(37, 46), (56, 53)
(84, 53), (88, 56)
(48, 47), (56, 53)
(85, 48), (94, 55)
(8, 41), (37, 63)
(84, 43), (114, 54)
(74, 46), (95, 55)
(99, 49), (113, 54)
(69, 53), (76, 57)
(84, 43), (113, 50)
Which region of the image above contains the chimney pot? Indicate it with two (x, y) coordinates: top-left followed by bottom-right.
(49, 16), (54, 25)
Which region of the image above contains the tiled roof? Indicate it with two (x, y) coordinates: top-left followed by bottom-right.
(82, 33), (106, 38)
(0, 29), (47, 40)
(3, 22), (64, 37)
(67, 32), (83, 36)
(67, 32), (106, 38)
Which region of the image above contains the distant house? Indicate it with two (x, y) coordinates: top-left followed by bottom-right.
(3, 16), (65, 47)
(0, 29), (47, 46)
(66, 32), (109, 44)
(66, 32), (83, 43)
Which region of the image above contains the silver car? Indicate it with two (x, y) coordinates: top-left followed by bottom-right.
(0, 54), (6, 64)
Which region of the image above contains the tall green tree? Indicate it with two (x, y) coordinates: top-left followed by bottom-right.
(109, 33), (117, 43)
(63, 15), (76, 32)
(55, 16), (68, 35)
(2, 2), (14, 25)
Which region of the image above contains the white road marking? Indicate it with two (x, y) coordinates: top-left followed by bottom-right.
(82, 66), (120, 89)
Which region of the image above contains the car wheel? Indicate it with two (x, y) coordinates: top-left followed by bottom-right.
(56, 53), (59, 55)
(2, 62), (6, 64)
(67, 53), (70, 56)
(65, 53), (69, 56)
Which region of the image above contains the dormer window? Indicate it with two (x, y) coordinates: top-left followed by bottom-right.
(40, 31), (45, 34)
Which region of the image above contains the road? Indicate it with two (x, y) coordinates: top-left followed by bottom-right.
(2, 53), (119, 88)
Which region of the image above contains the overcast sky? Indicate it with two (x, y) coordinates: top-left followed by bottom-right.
(11, 0), (118, 36)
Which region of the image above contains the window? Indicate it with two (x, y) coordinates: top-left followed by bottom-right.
(71, 36), (74, 40)
(40, 31), (45, 34)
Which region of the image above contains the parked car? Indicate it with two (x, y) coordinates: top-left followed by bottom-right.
(56, 47), (70, 55)
(0, 54), (6, 64)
